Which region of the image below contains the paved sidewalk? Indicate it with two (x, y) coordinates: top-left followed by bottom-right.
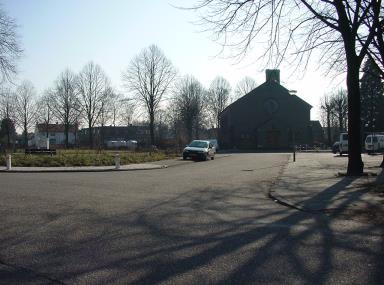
(269, 153), (384, 222)
(0, 162), (167, 172)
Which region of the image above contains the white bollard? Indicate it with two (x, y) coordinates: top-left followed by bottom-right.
(114, 153), (120, 169)
(6, 154), (11, 170)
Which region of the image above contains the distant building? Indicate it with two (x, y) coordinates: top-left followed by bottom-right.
(309, 120), (325, 146)
(32, 123), (77, 148)
(219, 69), (317, 149)
(78, 125), (151, 147)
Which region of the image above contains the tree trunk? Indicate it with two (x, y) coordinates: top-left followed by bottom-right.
(149, 111), (155, 146)
(6, 122), (10, 148)
(65, 123), (69, 149)
(195, 120), (200, 139)
(346, 57), (364, 176)
(327, 113), (331, 147)
(24, 132), (28, 148)
(88, 122), (93, 149)
(100, 125), (104, 149)
(339, 111), (343, 132)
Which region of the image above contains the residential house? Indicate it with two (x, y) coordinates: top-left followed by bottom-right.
(32, 123), (77, 148)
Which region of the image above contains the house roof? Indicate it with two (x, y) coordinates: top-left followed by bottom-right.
(221, 80), (312, 115)
(36, 123), (77, 133)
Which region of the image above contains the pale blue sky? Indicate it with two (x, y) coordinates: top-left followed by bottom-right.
(3, 0), (344, 120)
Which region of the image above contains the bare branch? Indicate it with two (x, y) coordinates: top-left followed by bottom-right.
(122, 45), (176, 145)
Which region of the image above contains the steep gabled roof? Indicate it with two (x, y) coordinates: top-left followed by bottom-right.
(221, 80), (311, 116)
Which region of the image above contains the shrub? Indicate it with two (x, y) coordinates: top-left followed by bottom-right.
(0, 150), (177, 167)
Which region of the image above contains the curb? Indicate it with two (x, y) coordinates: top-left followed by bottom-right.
(0, 154), (231, 173)
(0, 164), (168, 173)
(268, 189), (316, 213)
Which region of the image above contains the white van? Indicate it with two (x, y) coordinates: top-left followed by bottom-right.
(365, 134), (384, 153)
(339, 133), (348, 155)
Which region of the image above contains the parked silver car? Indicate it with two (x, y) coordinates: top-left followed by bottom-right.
(208, 139), (219, 152)
(183, 140), (215, 161)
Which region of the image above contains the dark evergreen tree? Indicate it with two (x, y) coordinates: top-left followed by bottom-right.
(0, 117), (16, 148)
(360, 59), (384, 133)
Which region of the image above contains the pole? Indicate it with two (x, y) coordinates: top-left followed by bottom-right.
(293, 131), (296, 162)
(114, 153), (120, 169)
(6, 154), (11, 170)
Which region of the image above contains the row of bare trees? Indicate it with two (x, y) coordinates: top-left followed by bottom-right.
(1, 44), (257, 149)
(0, 4), (255, 150)
(0, 82), (38, 147)
(169, 75), (233, 145)
(320, 90), (348, 147)
(122, 44), (257, 146)
(0, 62), (137, 148)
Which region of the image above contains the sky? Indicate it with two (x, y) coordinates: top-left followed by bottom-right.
(3, 0), (347, 121)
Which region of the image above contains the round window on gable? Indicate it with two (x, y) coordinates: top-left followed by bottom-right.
(263, 98), (279, 115)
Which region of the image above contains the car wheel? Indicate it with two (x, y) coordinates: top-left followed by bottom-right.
(339, 152), (343, 156)
(183, 155), (187, 160)
(211, 156), (214, 160)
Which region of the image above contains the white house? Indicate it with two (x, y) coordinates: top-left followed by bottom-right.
(32, 123), (77, 148)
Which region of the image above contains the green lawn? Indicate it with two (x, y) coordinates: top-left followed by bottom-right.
(1, 149), (177, 167)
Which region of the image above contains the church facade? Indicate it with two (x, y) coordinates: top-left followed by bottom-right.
(219, 70), (317, 150)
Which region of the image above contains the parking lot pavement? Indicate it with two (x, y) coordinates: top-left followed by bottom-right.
(270, 152), (384, 223)
(1, 153), (383, 284)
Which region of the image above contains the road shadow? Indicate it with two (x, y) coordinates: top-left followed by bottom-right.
(0, 176), (383, 284)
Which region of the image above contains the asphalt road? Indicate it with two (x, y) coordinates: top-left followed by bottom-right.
(0, 153), (383, 284)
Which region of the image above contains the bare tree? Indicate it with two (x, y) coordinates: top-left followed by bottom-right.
(0, 7), (22, 82)
(0, 86), (16, 146)
(191, 0), (383, 175)
(50, 69), (80, 148)
(330, 89), (348, 132)
(122, 45), (176, 145)
(119, 98), (136, 127)
(108, 92), (123, 127)
(77, 62), (110, 148)
(37, 89), (54, 140)
(0, 86), (15, 119)
(173, 75), (206, 142)
(233, 76), (257, 101)
(97, 86), (118, 147)
(320, 94), (334, 147)
(207, 76), (231, 129)
(14, 81), (38, 147)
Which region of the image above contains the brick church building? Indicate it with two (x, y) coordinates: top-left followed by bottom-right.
(219, 70), (322, 150)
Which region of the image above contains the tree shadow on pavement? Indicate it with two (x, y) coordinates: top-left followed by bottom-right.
(0, 176), (383, 284)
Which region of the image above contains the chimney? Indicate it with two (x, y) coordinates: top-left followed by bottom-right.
(266, 69), (280, 84)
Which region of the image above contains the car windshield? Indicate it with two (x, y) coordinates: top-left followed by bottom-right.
(189, 141), (208, 148)
(366, 136), (378, 143)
